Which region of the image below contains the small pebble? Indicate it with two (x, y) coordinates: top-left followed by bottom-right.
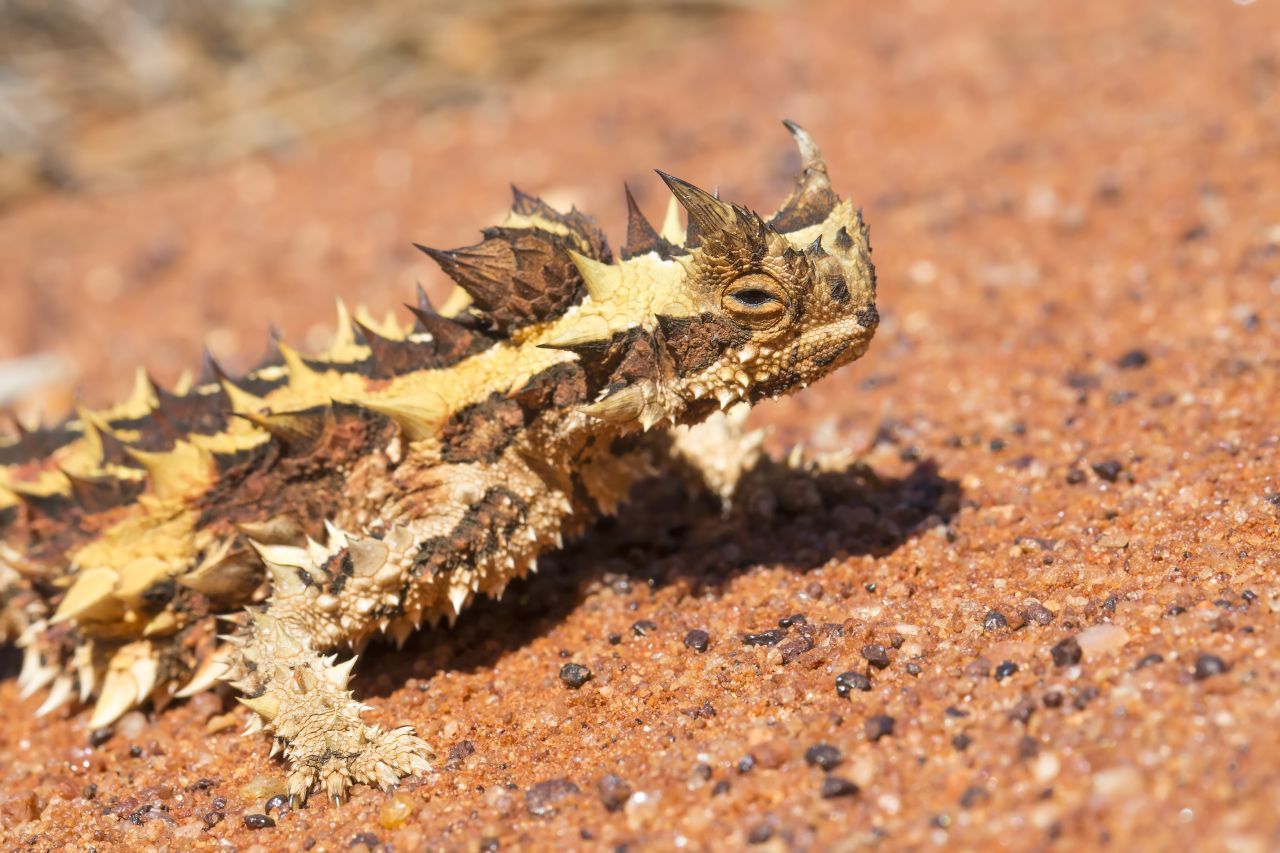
(778, 613), (807, 628)
(264, 794), (289, 815)
(212, 796), (227, 810)
(117, 711), (148, 740)
(379, 793), (414, 829)
(835, 671), (872, 697)
(1076, 623), (1130, 657)
(712, 779), (731, 796)
(861, 644), (891, 669)
(559, 663), (593, 689)
(994, 661), (1019, 681)
(737, 756), (756, 774)
(820, 776), (859, 799)
(684, 629), (710, 653)
(804, 744), (843, 771)
(1135, 652), (1164, 669)
(1193, 654), (1229, 680)
(349, 832), (380, 849)
(1050, 637), (1083, 666)
(203, 811), (224, 829)
(525, 779), (580, 817)
(89, 727), (114, 747)
(952, 733), (972, 751)
(905, 662), (921, 676)
(607, 633), (622, 645)
(865, 715), (895, 741)
(1043, 690), (1065, 708)
(596, 774), (632, 812)
(983, 610), (1009, 631)
(1116, 349), (1150, 369)
(632, 619), (658, 636)
(746, 823), (774, 844)
(1091, 459), (1124, 482)
(742, 628), (786, 646)
(243, 814), (275, 830)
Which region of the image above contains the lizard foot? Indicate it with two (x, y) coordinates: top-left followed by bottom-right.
(284, 721), (431, 804)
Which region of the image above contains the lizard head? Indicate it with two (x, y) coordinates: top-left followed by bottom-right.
(562, 121), (877, 431)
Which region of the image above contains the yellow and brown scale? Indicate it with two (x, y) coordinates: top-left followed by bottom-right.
(0, 122), (878, 802)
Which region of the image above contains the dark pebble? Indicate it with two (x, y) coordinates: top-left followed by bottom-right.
(525, 779), (580, 817)
(945, 706), (970, 718)
(1018, 736), (1039, 759)
(211, 796), (227, 810)
(607, 633), (622, 645)
(559, 663), (593, 689)
(1009, 698), (1036, 724)
(959, 786), (990, 808)
(684, 629), (710, 653)
(737, 756), (756, 774)
(1117, 349), (1150, 369)
(711, 779), (731, 796)
(1165, 604), (1186, 617)
(1043, 690), (1065, 708)
(820, 776), (859, 799)
(129, 745), (143, 758)
(835, 671), (872, 697)
(243, 814), (275, 829)
(983, 610), (1009, 631)
(746, 823), (774, 844)
(1065, 467), (1087, 485)
(1023, 602), (1056, 625)
(1193, 654), (1229, 680)
(264, 794), (289, 814)
(1135, 653), (1164, 669)
(804, 744), (843, 770)
(952, 733), (972, 751)
(742, 628), (786, 646)
(865, 715), (896, 741)
(349, 832), (380, 849)
(1072, 686), (1100, 709)
(994, 661), (1019, 682)
(203, 811), (224, 829)
(1242, 589), (1258, 603)
(596, 774), (632, 812)
(1050, 637), (1083, 667)
(865, 582), (877, 593)
(479, 838), (500, 852)
(88, 727), (114, 747)
(778, 613), (807, 628)
(861, 643), (891, 669)
(779, 633), (816, 664)
(905, 662), (921, 676)
(632, 619), (658, 636)
(1091, 459), (1124, 483)
(448, 740), (476, 764)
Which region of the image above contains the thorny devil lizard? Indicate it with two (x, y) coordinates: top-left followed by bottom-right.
(0, 122), (877, 803)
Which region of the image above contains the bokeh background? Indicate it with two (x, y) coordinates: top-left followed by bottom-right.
(2, 0), (1279, 848)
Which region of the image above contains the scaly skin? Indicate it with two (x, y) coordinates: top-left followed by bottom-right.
(0, 122), (877, 802)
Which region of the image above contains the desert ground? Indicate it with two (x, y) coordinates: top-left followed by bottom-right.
(1, 0), (1278, 849)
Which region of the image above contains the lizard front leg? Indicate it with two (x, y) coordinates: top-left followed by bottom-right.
(222, 528), (433, 804)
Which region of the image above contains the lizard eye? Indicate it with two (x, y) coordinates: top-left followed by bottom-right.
(722, 274), (789, 329)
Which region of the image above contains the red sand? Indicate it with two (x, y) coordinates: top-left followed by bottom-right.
(2, 0), (1279, 849)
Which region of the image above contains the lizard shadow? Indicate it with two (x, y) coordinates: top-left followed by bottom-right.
(354, 456), (961, 697)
